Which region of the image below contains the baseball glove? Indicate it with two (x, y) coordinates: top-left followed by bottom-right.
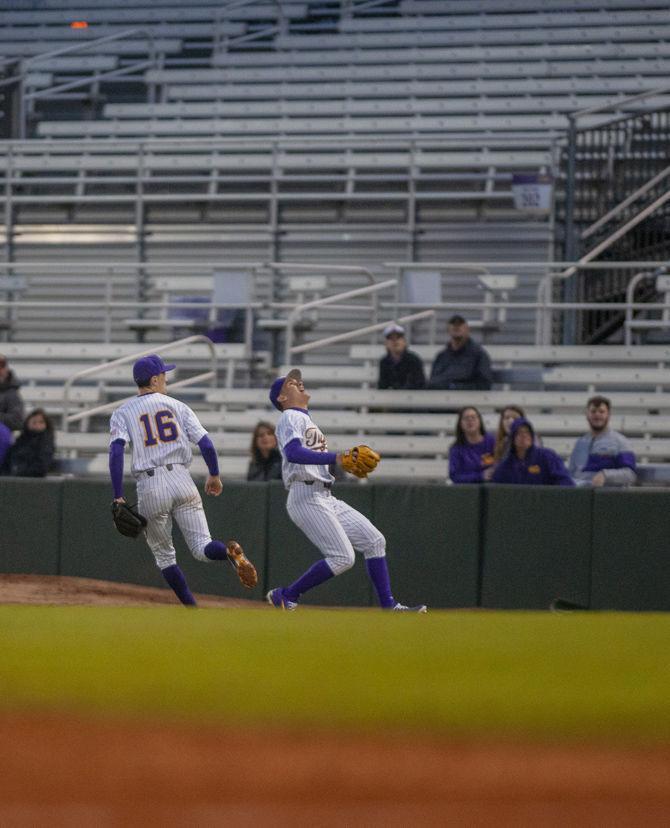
(340, 445), (381, 479)
(111, 500), (147, 538)
(226, 541), (258, 589)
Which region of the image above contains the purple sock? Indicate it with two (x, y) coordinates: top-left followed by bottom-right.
(366, 556), (395, 608)
(162, 564), (197, 607)
(204, 540), (227, 560)
(284, 559), (335, 602)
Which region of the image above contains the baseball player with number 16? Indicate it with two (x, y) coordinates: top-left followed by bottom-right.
(266, 369), (426, 612)
(108, 354), (257, 606)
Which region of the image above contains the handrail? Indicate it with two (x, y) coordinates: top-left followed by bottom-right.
(290, 309), (435, 356)
(559, 188), (670, 280)
(283, 278), (397, 363)
(268, 262), (378, 285)
(61, 335), (217, 432)
(581, 166), (670, 241)
(571, 82), (670, 122)
(0, 27), (160, 139)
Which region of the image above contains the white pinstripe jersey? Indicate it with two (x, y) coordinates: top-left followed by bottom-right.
(276, 408), (334, 489)
(109, 392), (207, 475)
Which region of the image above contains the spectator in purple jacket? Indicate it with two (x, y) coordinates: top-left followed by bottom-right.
(491, 417), (574, 487)
(448, 406), (496, 484)
(0, 421), (13, 474)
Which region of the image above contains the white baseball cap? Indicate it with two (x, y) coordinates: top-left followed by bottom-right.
(383, 323), (406, 338)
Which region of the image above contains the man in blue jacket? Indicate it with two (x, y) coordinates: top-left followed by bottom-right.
(492, 417), (574, 486)
(568, 395), (637, 487)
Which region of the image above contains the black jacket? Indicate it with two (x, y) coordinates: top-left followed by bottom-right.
(428, 338), (493, 390)
(378, 350), (426, 390)
(0, 370), (25, 431)
(247, 448), (283, 482)
(8, 430), (55, 477)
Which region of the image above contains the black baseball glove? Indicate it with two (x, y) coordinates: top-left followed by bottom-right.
(111, 501), (147, 538)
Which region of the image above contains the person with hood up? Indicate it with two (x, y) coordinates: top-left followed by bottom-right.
(491, 417), (574, 487)
(8, 408), (55, 477)
(0, 353), (24, 432)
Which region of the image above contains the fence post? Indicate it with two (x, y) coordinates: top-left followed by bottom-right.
(562, 114), (579, 344)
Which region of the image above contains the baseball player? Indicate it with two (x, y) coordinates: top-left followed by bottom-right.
(265, 368), (427, 612)
(108, 354), (256, 606)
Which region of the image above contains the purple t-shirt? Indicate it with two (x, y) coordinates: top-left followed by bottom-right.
(449, 432), (496, 484)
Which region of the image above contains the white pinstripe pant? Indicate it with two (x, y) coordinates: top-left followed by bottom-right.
(136, 464), (212, 570)
(287, 482), (385, 575)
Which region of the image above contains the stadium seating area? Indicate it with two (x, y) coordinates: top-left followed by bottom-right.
(0, 0), (669, 486)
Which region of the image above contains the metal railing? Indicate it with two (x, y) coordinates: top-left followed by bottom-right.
(62, 334), (217, 431)
(0, 28), (162, 139)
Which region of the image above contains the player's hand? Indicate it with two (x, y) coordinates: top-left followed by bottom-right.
(205, 475), (223, 496)
(591, 471), (606, 488)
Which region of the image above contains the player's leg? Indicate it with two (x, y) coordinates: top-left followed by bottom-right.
(170, 467), (255, 585)
(333, 497), (427, 612)
(267, 485), (354, 608)
(138, 476), (196, 606)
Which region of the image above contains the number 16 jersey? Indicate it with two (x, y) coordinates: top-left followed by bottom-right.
(109, 392), (208, 474)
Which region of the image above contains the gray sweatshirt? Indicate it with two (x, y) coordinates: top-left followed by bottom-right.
(568, 429), (637, 487)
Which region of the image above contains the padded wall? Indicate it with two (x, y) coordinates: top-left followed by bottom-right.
(0, 478), (61, 575)
(372, 483), (481, 608)
(591, 490), (670, 611)
(480, 485), (593, 610)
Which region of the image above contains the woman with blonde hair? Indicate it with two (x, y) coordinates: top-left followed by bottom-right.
(493, 404), (526, 464)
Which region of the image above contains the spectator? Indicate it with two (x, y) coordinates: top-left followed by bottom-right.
(427, 315), (493, 390)
(0, 421), (12, 474)
(449, 406), (496, 484)
(377, 323), (426, 390)
(492, 405), (526, 464)
(492, 417), (574, 487)
(247, 420), (283, 481)
(0, 353), (24, 431)
(8, 408), (55, 478)
(568, 395), (637, 488)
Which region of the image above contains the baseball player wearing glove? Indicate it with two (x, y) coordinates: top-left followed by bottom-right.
(265, 369), (426, 613)
(109, 354), (257, 606)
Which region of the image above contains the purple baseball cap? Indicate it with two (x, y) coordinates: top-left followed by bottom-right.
(269, 368), (302, 411)
(133, 354), (176, 385)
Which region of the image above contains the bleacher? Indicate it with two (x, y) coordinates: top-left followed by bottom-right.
(0, 1), (669, 488)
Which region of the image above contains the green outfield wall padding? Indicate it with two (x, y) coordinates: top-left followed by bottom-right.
(372, 483), (480, 609)
(591, 490), (670, 611)
(481, 485), (592, 610)
(60, 480), (165, 589)
(0, 478), (62, 575)
(266, 481), (374, 607)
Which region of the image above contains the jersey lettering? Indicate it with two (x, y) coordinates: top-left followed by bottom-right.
(304, 426), (327, 451)
(139, 410), (179, 446)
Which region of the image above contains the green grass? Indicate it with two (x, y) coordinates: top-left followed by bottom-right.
(1, 606), (669, 744)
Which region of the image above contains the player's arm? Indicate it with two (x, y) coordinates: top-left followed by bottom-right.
(109, 438), (126, 502)
(197, 434), (222, 495)
(109, 409), (129, 502)
(283, 438), (339, 465)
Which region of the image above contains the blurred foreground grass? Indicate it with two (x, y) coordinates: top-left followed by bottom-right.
(0, 606), (669, 744)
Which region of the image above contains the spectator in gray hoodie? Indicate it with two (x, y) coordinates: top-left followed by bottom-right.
(568, 395), (637, 487)
(0, 354), (24, 431)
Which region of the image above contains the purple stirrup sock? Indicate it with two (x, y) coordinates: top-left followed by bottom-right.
(162, 564), (197, 606)
(366, 556), (395, 608)
(204, 540), (227, 560)
(284, 559), (335, 602)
